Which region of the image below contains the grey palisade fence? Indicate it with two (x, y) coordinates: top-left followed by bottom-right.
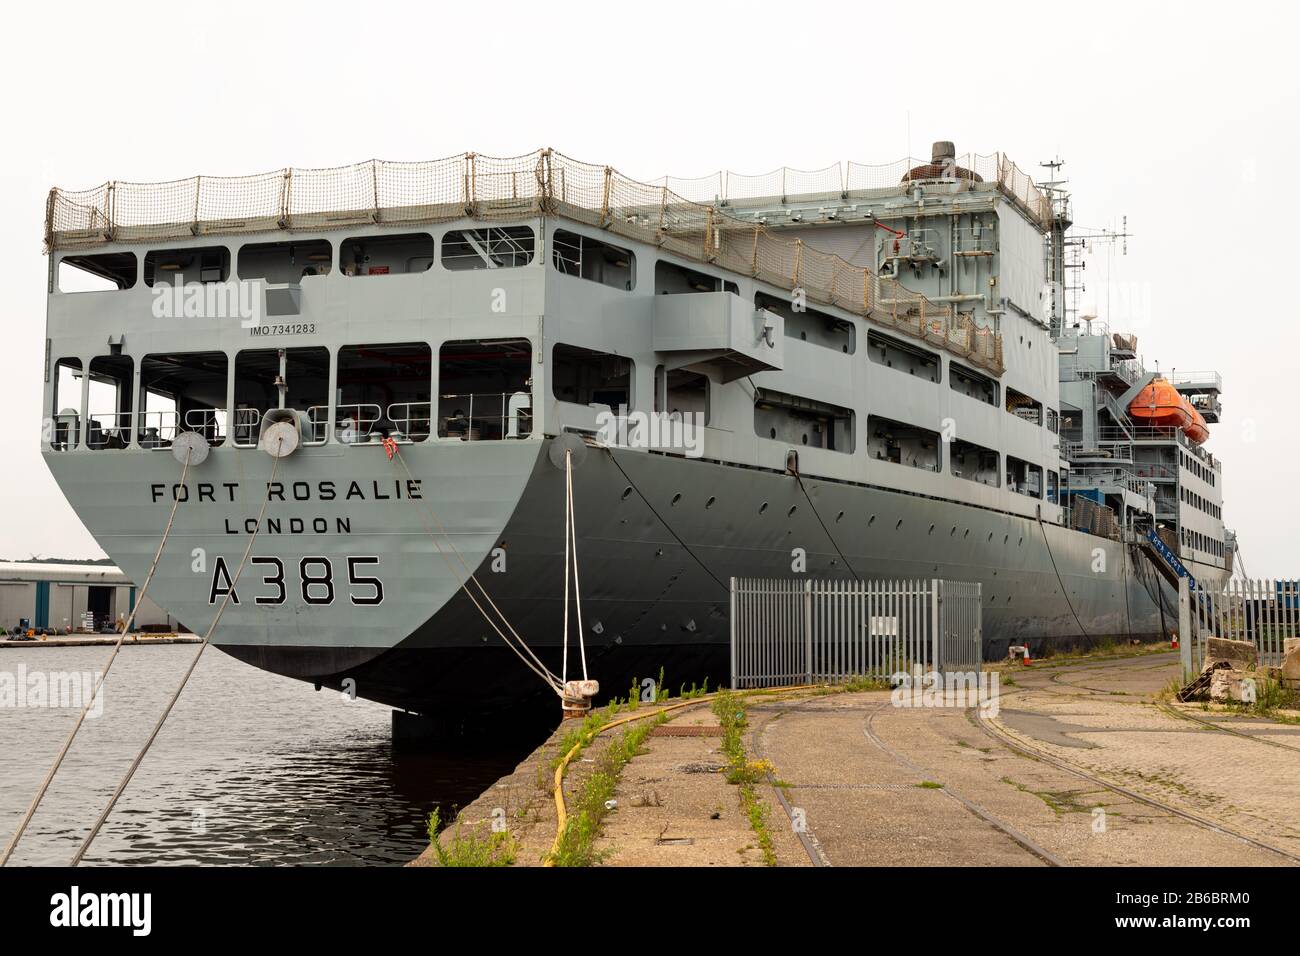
(729, 578), (982, 689)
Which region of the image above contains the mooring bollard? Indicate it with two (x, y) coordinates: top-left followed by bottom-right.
(561, 679), (600, 720)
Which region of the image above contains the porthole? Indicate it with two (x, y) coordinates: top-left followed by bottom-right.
(760, 502), (769, 515)
(788, 505), (797, 517)
(671, 493), (682, 506)
(836, 511), (845, 523)
(868, 515), (876, 527)
(621, 486), (633, 501)
(928, 524), (935, 535)
(706, 496), (716, 509)
(895, 519), (903, 530)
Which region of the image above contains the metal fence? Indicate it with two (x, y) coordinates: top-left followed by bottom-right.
(1179, 577), (1299, 673)
(729, 578), (982, 689)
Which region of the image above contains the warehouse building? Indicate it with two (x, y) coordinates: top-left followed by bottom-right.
(0, 562), (177, 634)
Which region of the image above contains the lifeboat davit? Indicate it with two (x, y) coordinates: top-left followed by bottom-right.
(1127, 377), (1209, 444)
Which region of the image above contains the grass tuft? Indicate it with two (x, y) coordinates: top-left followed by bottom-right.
(426, 807), (518, 867)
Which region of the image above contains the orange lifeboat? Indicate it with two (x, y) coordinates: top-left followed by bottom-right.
(1127, 377), (1210, 444)
(1128, 377), (1189, 429)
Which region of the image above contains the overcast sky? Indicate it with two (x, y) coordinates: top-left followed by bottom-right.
(1, 0), (1295, 575)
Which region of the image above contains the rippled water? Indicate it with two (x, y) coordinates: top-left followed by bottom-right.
(0, 645), (540, 866)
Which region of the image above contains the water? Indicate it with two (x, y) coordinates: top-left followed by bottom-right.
(0, 644), (540, 866)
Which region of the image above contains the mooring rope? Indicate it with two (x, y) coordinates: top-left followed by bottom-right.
(1037, 512), (1090, 638)
(386, 443), (562, 695)
(561, 447), (588, 685)
(0, 446), (194, 868)
(70, 438), (284, 866)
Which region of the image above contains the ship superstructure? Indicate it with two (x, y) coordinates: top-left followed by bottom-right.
(40, 143), (1227, 716)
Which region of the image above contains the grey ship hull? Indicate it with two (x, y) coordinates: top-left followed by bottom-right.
(48, 434), (1206, 717)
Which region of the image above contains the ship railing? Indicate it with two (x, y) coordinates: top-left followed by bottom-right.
(316, 404), (383, 446)
(231, 407), (267, 448)
(952, 226), (996, 257)
(137, 411), (179, 449)
(182, 408), (227, 446)
(1127, 462), (1177, 481)
(1170, 370), (1223, 393)
(304, 406), (331, 445)
(85, 410), (134, 450)
(437, 392), (533, 442)
(1113, 359), (1143, 387)
(890, 228), (943, 262)
(384, 403), (433, 443)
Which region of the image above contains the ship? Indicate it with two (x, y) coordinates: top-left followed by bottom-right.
(39, 142), (1231, 721)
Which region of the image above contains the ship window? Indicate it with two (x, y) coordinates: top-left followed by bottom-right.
(1046, 408), (1059, 434)
(654, 366), (709, 425)
(756, 389), (855, 454)
(441, 226), (535, 271)
(552, 229), (635, 290)
(337, 344), (432, 445)
(1006, 388), (1043, 426)
(232, 347), (329, 447)
(757, 292), (855, 354)
(58, 253), (137, 292)
(50, 358), (83, 449)
(950, 439), (999, 487)
(438, 338), (533, 440)
(867, 329), (937, 380)
(1047, 470), (1059, 503)
(238, 239), (333, 283)
(143, 246), (230, 287)
(552, 344), (632, 411)
(341, 233), (434, 277)
(1006, 456), (1042, 498)
(656, 260), (729, 296)
(866, 415), (937, 470)
(86, 356), (134, 450)
(140, 353), (229, 448)
(949, 362), (998, 405)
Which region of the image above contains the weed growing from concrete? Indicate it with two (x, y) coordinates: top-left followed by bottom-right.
(712, 691), (777, 865)
(425, 807), (518, 867)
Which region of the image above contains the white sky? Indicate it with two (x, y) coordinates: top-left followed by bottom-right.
(0, 0), (1296, 575)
